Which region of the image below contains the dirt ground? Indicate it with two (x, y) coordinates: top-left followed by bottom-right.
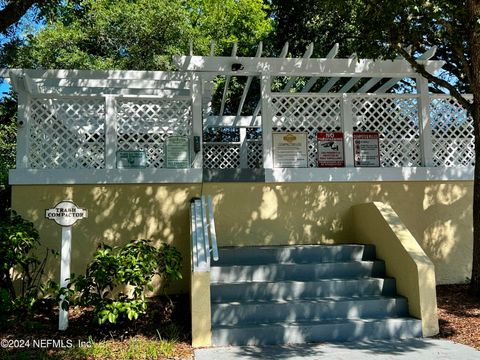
(435, 284), (480, 350)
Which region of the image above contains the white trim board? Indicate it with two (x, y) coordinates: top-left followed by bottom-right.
(9, 167), (473, 185)
(265, 167), (474, 183)
(9, 168), (203, 185)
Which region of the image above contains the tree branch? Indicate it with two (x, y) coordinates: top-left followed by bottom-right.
(0, 0), (37, 34)
(395, 44), (472, 113)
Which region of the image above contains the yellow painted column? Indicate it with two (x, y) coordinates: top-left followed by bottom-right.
(190, 271), (212, 347)
(353, 202), (439, 337)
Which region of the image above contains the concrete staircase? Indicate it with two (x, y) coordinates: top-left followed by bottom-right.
(210, 244), (422, 345)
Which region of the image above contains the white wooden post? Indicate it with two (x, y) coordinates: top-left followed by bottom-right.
(342, 94), (355, 167)
(104, 95), (117, 169)
(59, 226), (72, 331)
(416, 76), (434, 166)
(239, 127), (248, 168)
(16, 93), (30, 169)
(45, 201), (88, 331)
(191, 73), (203, 168)
(261, 75), (273, 169)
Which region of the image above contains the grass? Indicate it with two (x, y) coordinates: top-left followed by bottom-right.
(1, 333), (188, 360)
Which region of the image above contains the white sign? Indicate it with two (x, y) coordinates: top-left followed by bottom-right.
(45, 201), (88, 227)
(272, 132), (308, 168)
(45, 200), (87, 331)
(353, 132), (381, 167)
(317, 132), (345, 167)
(116, 150), (147, 168)
(165, 136), (190, 168)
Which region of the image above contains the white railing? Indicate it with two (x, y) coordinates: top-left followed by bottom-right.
(15, 87), (474, 172)
(24, 95), (192, 170)
(190, 196), (218, 272)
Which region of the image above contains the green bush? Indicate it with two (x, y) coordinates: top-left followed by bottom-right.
(70, 239), (182, 325)
(0, 210), (55, 323)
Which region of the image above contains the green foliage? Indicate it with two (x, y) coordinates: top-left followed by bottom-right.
(0, 210), (55, 323)
(0, 94), (17, 216)
(12, 0), (272, 70)
(71, 239), (182, 325)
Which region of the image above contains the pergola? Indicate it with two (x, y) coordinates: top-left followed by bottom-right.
(2, 42), (472, 185)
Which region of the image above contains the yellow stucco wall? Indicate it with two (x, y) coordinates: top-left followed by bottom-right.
(202, 181), (473, 285)
(12, 180), (473, 286)
(11, 184), (202, 294)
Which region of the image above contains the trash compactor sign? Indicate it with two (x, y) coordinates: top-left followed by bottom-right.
(45, 201), (88, 227)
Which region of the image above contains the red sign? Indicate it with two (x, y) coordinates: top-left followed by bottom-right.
(317, 132), (345, 167)
(353, 132), (380, 167)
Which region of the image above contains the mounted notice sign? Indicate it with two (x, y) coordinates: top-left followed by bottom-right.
(272, 132), (308, 168)
(317, 132), (345, 167)
(116, 150), (147, 168)
(353, 132), (381, 167)
(165, 136), (190, 168)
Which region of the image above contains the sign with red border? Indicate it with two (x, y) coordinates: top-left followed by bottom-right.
(353, 132), (380, 167)
(317, 132), (345, 167)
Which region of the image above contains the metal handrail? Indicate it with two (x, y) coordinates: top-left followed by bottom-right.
(190, 195), (219, 272)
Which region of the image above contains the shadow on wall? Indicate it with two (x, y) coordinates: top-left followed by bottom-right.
(11, 180), (473, 287)
(203, 181), (472, 284)
(12, 184), (203, 294)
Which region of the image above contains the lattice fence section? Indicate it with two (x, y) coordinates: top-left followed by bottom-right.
(430, 96), (474, 166)
(203, 144), (240, 168)
(116, 98), (192, 168)
(247, 141), (263, 168)
(271, 95), (342, 167)
(29, 98), (105, 168)
(352, 96), (420, 167)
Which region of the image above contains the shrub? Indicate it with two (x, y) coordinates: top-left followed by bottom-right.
(71, 239), (182, 325)
(0, 210), (55, 323)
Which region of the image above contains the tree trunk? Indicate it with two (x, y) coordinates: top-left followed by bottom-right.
(472, 98), (480, 296)
(468, 0), (480, 297)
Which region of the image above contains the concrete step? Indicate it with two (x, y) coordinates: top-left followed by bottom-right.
(210, 261), (385, 283)
(215, 244), (376, 266)
(211, 296), (409, 326)
(211, 317), (423, 346)
(210, 277), (397, 302)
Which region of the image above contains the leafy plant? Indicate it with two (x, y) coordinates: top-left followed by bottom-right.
(70, 239), (182, 325)
(0, 210), (56, 323)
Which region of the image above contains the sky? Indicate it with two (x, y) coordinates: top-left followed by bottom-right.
(0, 4), (42, 99)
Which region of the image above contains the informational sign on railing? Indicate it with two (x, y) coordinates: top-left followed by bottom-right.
(116, 150), (147, 168)
(317, 132), (345, 167)
(272, 132), (308, 168)
(353, 132), (381, 167)
(165, 136), (190, 168)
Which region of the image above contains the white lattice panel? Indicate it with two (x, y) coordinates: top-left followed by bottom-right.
(352, 96), (420, 167)
(271, 95), (342, 167)
(203, 144), (240, 168)
(116, 99), (192, 168)
(247, 141), (263, 168)
(29, 98), (105, 168)
(430, 96), (474, 166)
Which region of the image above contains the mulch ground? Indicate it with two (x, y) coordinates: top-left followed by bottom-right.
(0, 294), (194, 359)
(0, 285), (479, 358)
(435, 284), (480, 350)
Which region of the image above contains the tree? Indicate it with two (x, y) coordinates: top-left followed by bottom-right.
(271, 0), (480, 296)
(11, 0), (272, 70)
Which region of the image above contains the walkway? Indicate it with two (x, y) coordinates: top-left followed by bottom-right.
(195, 339), (479, 359)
